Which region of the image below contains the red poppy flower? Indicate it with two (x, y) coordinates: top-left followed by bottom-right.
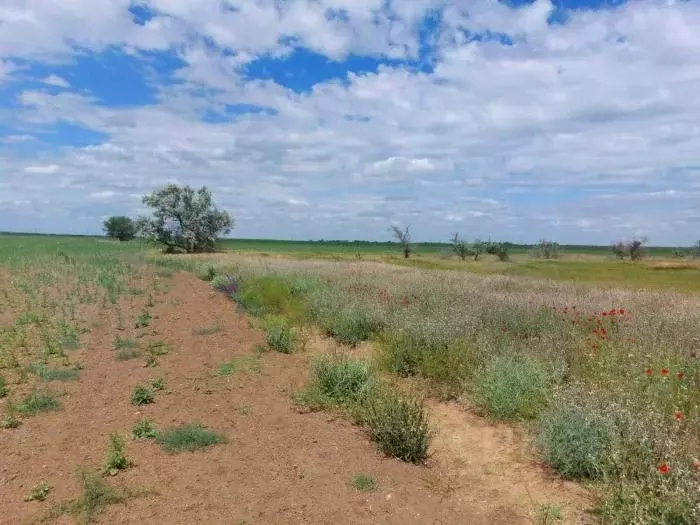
(694, 459), (700, 471)
(661, 369), (669, 376)
(501, 327), (508, 333)
(619, 309), (626, 315)
(592, 329), (598, 335)
(600, 328), (607, 335)
(627, 338), (637, 343)
(677, 372), (685, 380)
(645, 368), (653, 376)
(658, 464), (670, 474)
(602, 312), (608, 316)
(675, 411), (685, 421)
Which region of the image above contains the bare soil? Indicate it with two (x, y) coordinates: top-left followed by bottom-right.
(0, 272), (594, 524)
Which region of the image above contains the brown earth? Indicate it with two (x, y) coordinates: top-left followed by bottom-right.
(0, 271), (594, 524)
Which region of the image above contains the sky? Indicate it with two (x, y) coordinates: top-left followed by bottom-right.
(1, 0), (699, 244)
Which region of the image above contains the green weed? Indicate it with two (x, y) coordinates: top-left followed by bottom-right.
(352, 474), (377, 492)
(156, 423), (225, 453)
(193, 325), (221, 336)
(151, 377), (165, 391)
(296, 354), (372, 408)
(115, 349), (143, 361)
(28, 363), (80, 381)
(102, 433), (129, 474)
(132, 418), (158, 440)
(134, 311), (152, 329)
(130, 386), (154, 406)
(14, 390), (61, 415)
(0, 374), (7, 397)
(113, 337), (138, 350)
(536, 504), (563, 524)
(263, 315), (296, 353)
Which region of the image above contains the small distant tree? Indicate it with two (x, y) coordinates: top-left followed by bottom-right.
(486, 241), (509, 261)
(451, 233), (472, 261)
(472, 239), (485, 261)
(532, 239), (560, 259)
(138, 184), (233, 253)
(103, 216), (137, 241)
(389, 225), (412, 259)
(692, 241), (700, 258)
(611, 237), (648, 261)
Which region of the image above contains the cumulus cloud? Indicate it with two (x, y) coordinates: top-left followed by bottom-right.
(0, 0), (699, 243)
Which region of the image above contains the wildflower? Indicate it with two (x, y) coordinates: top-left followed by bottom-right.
(592, 329), (599, 335)
(600, 328), (607, 336)
(657, 463), (670, 475)
(619, 309), (626, 315)
(645, 368), (653, 376)
(501, 327), (508, 333)
(627, 338), (637, 343)
(661, 369), (669, 376)
(676, 371), (685, 380)
(674, 411), (685, 421)
(602, 311), (608, 316)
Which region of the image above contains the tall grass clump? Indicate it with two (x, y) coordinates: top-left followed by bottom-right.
(263, 315), (297, 353)
(357, 386), (431, 464)
(155, 423), (225, 453)
(472, 356), (552, 421)
(296, 354), (372, 408)
(537, 402), (614, 480)
(13, 390), (61, 415)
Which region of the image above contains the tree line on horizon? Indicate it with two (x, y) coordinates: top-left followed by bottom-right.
(103, 184), (700, 260)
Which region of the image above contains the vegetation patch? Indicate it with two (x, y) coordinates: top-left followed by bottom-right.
(472, 356), (552, 421)
(217, 355), (261, 376)
(130, 385), (155, 406)
(295, 354), (372, 408)
(28, 363), (80, 381)
(102, 433), (130, 475)
(263, 315), (297, 353)
(13, 390), (61, 416)
(115, 349), (143, 362)
(155, 423), (225, 453)
(113, 337), (138, 350)
(351, 474), (377, 492)
(24, 481), (52, 502)
(132, 418), (158, 440)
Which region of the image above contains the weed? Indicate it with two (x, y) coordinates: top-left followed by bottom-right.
(193, 325), (221, 336)
(115, 349), (143, 361)
(130, 386), (154, 406)
(151, 377), (165, 391)
(237, 405), (251, 415)
(28, 363), (80, 381)
(146, 341), (170, 356)
(537, 403), (614, 480)
(24, 481), (52, 502)
(263, 315), (296, 353)
(156, 423), (225, 453)
(1, 413), (21, 429)
(113, 337), (138, 350)
(358, 386), (431, 464)
(50, 468), (152, 524)
(536, 504), (563, 524)
(351, 474), (377, 492)
(132, 418), (158, 440)
(0, 374), (7, 397)
(134, 311), (152, 329)
(472, 356), (552, 421)
(14, 390), (61, 415)
(318, 309), (382, 346)
(102, 433), (129, 474)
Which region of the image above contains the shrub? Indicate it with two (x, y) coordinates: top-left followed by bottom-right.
(103, 433), (129, 474)
(151, 377), (165, 391)
(472, 356), (551, 421)
(130, 386), (154, 406)
(0, 375), (7, 397)
(319, 309), (382, 346)
(450, 233), (473, 261)
(352, 474), (377, 492)
(389, 225), (412, 258)
(263, 315), (296, 353)
(211, 274), (239, 296)
(156, 423), (225, 453)
(304, 355), (372, 407)
(134, 310), (152, 329)
(237, 276), (296, 317)
(358, 387), (431, 464)
(537, 404), (614, 480)
(132, 418), (158, 440)
(113, 337), (138, 350)
(14, 390), (61, 415)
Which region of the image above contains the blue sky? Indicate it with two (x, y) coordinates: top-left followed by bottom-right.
(1, 0), (699, 244)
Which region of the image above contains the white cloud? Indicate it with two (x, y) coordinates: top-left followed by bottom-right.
(42, 74), (70, 88)
(23, 164), (60, 174)
(1, 1), (700, 243)
(1, 134), (35, 143)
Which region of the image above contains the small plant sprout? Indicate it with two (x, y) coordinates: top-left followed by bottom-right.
(103, 433), (130, 475)
(352, 474), (377, 492)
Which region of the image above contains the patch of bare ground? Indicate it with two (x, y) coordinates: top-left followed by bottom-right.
(1, 271), (593, 524)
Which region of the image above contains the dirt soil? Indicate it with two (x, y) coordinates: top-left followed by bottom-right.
(1, 272), (594, 524)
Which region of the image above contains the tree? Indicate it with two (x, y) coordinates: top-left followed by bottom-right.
(389, 225), (412, 258)
(532, 239), (560, 259)
(138, 184), (233, 253)
(103, 216), (137, 241)
(691, 241), (700, 258)
(610, 237), (648, 261)
(451, 233), (472, 261)
(485, 241), (509, 261)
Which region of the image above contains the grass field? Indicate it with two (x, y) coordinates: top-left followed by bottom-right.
(1, 233), (699, 524)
